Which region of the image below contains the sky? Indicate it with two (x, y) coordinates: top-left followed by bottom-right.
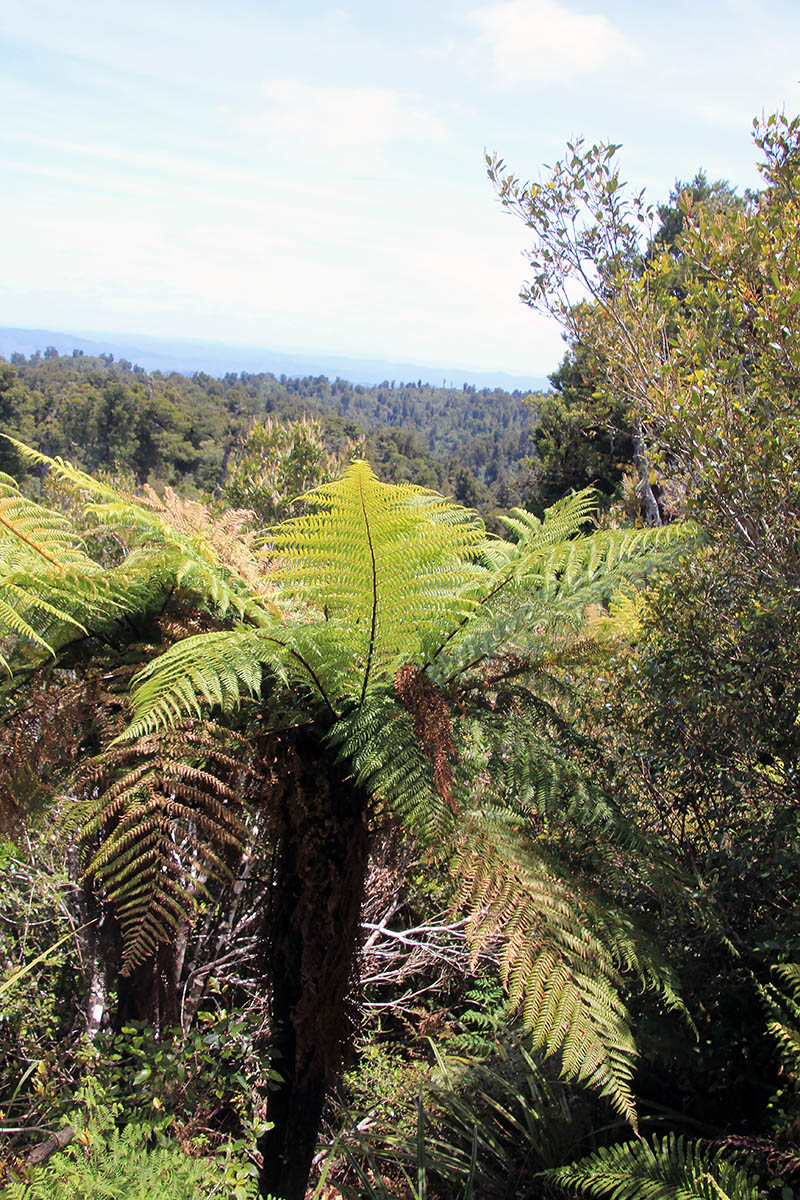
(2, 0), (800, 380)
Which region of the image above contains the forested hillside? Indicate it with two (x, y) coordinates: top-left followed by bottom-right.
(0, 350), (538, 513)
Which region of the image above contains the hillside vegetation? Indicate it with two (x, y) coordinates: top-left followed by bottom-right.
(0, 351), (537, 514)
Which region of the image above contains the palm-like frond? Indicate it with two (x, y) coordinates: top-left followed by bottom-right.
(469, 690), (680, 884)
(445, 686), (687, 1126)
(429, 505), (687, 686)
(0, 470), (92, 567)
(123, 626), (290, 739)
(329, 694), (454, 839)
(548, 1133), (761, 1200)
(0, 473), (113, 668)
(6, 440), (277, 623)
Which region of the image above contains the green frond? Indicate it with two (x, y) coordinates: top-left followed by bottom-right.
(0, 472), (217, 672)
(466, 696), (679, 883)
(123, 626), (290, 739)
(0, 475), (105, 664)
(495, 488), (599, 551)
(762, 962), (800, 1080)
(0, 476), (89, 568)
(450, 805), (685, 1127)
(266, 460), (488, 697)
(72, 723), (250, 972)
(499, 524), (686, 619)
(4, 440), (272, 622)
(427, 595), (546, 686)
(548, 1133), (761, 1200)
(428, 501), (688, 686)
(0, 587), (76, 666)
(4, 437), (126, 502)
(329, 696), (455, 839)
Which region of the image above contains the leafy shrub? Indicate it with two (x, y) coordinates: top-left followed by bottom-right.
(80, 1011), (277, 1143)
(0, 844), (86, 1128)
(341, 1035), (427, 1141)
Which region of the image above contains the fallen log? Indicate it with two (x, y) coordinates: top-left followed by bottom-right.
(27, 1126), (75, 1167)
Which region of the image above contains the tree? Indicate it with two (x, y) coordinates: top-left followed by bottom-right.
(489, 116), (800, 1142)
(651, 170), (744, 257)
(0, 447), (685, 1198)
(221, 414), (364, 525)
(488, 117), (799, 554)
(527, 337), (635, 514)
(487, 138), (665, 524)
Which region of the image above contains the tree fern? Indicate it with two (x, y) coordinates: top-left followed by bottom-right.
(0, 448), (692, 1199)
(548, 1133), (762, 1200)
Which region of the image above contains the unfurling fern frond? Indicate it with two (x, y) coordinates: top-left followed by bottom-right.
(548, 1133), (761, 1200)
(71, 723), (251, 971)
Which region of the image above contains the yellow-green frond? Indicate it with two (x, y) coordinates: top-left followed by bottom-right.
(265, 461), (488, 695)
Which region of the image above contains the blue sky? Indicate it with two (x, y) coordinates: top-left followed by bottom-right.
(2, 0), (799, 377)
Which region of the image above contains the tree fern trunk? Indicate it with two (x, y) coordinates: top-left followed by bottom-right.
(257, 731), (370, 1200)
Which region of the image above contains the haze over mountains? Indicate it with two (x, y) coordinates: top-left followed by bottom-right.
(0, 327), (550, 393)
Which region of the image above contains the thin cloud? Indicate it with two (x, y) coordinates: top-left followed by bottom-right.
(468, 0), (634, 88)
(238, 81), (448, 161)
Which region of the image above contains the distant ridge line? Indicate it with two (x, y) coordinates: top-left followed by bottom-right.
(0, 326), (551, 393)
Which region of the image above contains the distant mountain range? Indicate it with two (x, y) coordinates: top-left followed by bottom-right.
(0, 327), (550, 393)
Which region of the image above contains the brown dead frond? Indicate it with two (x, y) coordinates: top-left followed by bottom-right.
(393, 664), (456, 811)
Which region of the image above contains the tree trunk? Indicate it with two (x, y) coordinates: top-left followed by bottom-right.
(632, 419), (662, 526)
(257, 731), (370, 1200)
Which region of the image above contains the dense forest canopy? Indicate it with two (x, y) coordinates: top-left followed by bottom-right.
(0, 350), (538, 515)
(2, 109), (800, 1200)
